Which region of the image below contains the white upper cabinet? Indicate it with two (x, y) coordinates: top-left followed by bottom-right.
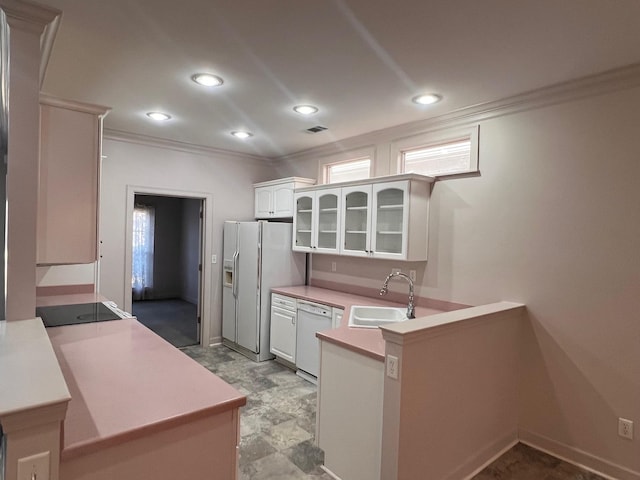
(294, 174), (433, 261)
(316, 189), (342, 254)
(371, 181), (410, 260)
(37, 95), (110, 265)
(255, 187), (274, 218)
(341, 185), (372, 257)
(293, 191), (314, 251)
(254, 177), (315, 219)
(293, 188), (342, 254)
(372, 179), (431, 261)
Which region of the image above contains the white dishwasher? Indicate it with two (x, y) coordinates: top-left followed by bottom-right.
(296, 300), (333, 383)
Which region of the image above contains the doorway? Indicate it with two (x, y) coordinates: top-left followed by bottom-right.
(131, 194), (203, 347)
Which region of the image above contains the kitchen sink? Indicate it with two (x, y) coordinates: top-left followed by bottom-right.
(348, 306), (408, 328)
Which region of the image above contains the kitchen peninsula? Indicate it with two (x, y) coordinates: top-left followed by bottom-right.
(3, 294), (246, 480)
(271, 285), (524, 480)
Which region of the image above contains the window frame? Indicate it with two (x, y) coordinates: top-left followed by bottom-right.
(392, 125), (480, 178)
(317, 146), (375, 184)
(324, 156), (372, 184)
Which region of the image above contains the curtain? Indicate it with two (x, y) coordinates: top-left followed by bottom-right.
(132, 204), (155, 301)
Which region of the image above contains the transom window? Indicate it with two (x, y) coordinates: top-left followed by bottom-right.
(325, 158), (371, 184)
(402, 138), (472, 176)
(396, 125), (479, 177)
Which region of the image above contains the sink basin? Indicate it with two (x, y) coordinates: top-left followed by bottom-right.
(348, 306), (408, 328)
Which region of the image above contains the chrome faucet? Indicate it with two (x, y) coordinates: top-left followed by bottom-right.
(379, 272), (415, 319)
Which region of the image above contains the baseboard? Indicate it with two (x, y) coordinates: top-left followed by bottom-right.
(180, 295), (198, 305)
(450, 431), (518, 480)
(208, 336), (222, 346)
(320, 465), (342, 480)
(519, 429), (640, 480)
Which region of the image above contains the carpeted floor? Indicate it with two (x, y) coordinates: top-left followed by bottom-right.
(133, 299), (199, 347)
(182, 344), (606, 480)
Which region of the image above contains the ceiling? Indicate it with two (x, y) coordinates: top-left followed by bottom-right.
(37, 0), (640, 159)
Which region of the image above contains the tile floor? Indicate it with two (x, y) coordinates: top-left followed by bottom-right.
(182, 344), (606, 480)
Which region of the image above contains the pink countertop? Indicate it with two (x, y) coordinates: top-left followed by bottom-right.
(271, 286), (447, 361)
(47, 317), (246, 460)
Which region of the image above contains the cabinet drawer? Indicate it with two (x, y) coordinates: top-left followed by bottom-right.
(272, 293), (296, 311)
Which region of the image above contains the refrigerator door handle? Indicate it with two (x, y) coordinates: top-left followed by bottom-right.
(232, 251), (239, 298)
(255, 224), (262, 354)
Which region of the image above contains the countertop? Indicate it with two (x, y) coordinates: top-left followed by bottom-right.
(41, 293), (246, 460)
(271, 285), (447, 361)
(0, 318), (71, 419)
(49, 318), (246, 459)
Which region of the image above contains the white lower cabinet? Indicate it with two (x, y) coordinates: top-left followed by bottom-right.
(317, 340), (384, 480)
(269, 294), (297, 363)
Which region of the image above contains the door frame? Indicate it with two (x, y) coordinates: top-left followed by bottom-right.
(124, 185), (213, 347)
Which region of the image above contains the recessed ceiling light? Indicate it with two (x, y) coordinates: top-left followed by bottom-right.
(231, 131), (253, 139)
(293, 104), (319, 115)
(192, 73), (224, 87)
(412, 93), (442, 105)
(146, 111), (172, 121)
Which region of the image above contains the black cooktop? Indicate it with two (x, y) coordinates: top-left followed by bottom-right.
(36, 302), (122, 328)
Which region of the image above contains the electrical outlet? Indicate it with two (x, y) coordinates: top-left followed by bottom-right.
(211, 254), (217, 264)
(619, 418), (634, 440)
(331, 261), (337, 272)
(386, 355), (399, 379)
(392, 268), (401, 275)
(409, 270), (417, 282)
(17, 451), (50, 480)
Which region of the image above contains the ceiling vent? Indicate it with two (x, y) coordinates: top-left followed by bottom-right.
(305, 125), (328, 134)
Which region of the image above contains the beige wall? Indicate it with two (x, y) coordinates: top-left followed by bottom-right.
(276, 85), (640, 477)
(99, 137), (274, 344)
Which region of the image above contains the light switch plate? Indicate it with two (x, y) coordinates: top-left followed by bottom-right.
(17, 451), (50, 480)
(386, 355), (399, 379)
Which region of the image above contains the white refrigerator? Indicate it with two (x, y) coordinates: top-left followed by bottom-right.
(222, 221), (306, 361)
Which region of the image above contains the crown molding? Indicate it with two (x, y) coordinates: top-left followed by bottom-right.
(40, 93), (111, 116)
(274, 62), (640, 163)
(40, 11), (61, 87)
(0, 0), (60, 34)
(103, 128), (271, 164)
(0, 0), (61, 88)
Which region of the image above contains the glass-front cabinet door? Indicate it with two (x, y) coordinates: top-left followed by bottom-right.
(371, 181), (410, 259)
(341, 185), (372, 257)
(293, 192), (314, 252)
(315, 189), (341, 254)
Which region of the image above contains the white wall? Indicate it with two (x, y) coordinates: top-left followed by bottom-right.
(99, 137), (274, 344)
(275, 84), (640, 478)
